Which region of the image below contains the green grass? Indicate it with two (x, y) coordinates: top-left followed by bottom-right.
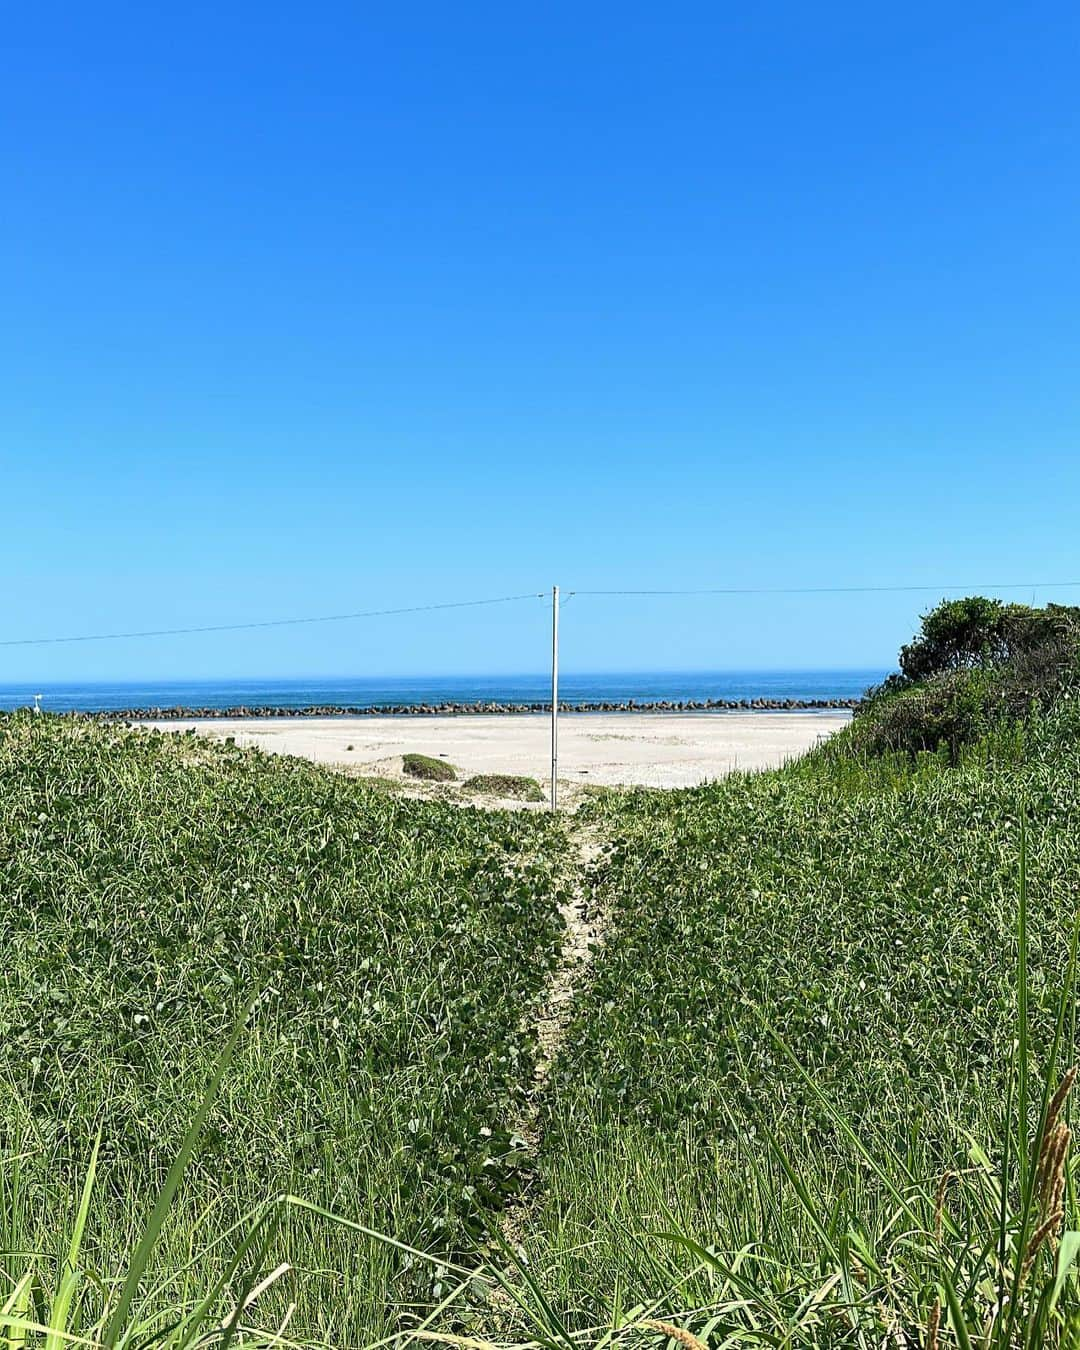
(0, 714), (564, 1343)
(464, 774), (545, 802)
(402, 752), (457, 781)
(512, 700), (1080, 1342)
(6, 693), (1080, 1347)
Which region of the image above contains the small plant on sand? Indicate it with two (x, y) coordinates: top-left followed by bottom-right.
(464, 774), (544, 802)
(401, 753), (456, 781)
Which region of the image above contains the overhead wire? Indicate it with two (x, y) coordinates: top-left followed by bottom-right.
(4, 580), (1080, 648)
(573, 581), (1080, 597)
(0, 592), (548, 648)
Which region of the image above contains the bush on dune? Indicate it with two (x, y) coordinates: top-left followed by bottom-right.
(401, 752), (456, 781)
(464, 773), (545, 801)
(893, 595), (1080, 684)
(852, 596), (1080, 757)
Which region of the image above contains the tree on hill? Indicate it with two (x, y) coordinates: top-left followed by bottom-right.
(854, 597), (1080, 756)
(898, 596), (1080, 683)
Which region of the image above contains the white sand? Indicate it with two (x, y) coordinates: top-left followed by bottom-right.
(142, 711), (849, 790)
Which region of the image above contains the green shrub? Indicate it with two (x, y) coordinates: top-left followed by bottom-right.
(854, 597), (1080, 757)
(849, 667), (997, 757)
(464, 773), (545, 802)
(896, 596), (1080, 684)
(402, 752), (456, 781)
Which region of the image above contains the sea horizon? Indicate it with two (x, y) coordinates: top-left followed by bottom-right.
(0, 669), (889, 714)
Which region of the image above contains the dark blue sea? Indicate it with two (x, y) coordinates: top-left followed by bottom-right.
(0, 671), (886, 714)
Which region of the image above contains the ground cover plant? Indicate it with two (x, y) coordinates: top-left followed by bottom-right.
(513, 928), (1080, 1349)
(0, 714), (565, 1343)
(402, 752), (457, 781)
(464, 775), (545, 802)
(509, 610), (1080, 1344)
(5, 597), (1080, 1348)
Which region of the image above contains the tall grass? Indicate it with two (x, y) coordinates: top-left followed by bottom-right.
(0, 990), (485, 1350)
(511, 702), (1080, 1345)
(5, 701), (1080, 1345)
(0, 713), (566, 1342)
(491, 836), (1080, 1347)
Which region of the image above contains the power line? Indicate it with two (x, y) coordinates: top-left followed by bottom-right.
(4, 579), (1079, 649)
(0, 592), (547, 648)
(575, 581), (1080, 597)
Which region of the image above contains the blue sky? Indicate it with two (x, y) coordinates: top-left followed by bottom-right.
(3, 2), (1079, 679)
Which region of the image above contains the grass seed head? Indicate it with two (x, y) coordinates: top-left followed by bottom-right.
(1046, 1065), (1077, 1138)
(1024, 1209), (1065, 1273)
(640, 1319), (709, 1350)
(1036, 1119), (1070, 1217)
(933, 1170), (954, 1241)
(925, 1296), (941, 1350)
(1049, 1124), (1072, 1224)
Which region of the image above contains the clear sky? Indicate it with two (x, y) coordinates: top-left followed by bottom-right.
(3, 3), (1079, 681)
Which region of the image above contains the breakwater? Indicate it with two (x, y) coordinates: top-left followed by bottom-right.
(81, 697), (858, 720)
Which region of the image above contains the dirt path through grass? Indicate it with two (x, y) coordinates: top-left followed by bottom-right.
(501, 813), (609, 1250)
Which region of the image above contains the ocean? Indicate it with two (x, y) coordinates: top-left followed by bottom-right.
(0, 671), (886, 714)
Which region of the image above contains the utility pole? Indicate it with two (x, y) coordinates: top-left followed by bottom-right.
(550, 584), (559, 811)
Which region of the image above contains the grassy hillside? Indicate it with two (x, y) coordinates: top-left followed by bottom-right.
(3, 609), (1080, 1348)
(0, 714), (566, 1342)
(529, 700), (1080, 1342)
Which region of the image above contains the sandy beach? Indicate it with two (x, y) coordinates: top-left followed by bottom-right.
(142, 711), (849, 791)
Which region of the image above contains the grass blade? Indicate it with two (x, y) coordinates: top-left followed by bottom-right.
(102, 991), (257, 1350)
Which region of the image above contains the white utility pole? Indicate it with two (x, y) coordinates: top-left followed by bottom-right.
(550, 584), (560, 811)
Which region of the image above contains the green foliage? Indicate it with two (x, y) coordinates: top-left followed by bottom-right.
(512, 966), (1080, 1350)
(0, 713), (564, 1341)
(850, 665), (1001, 756)
(895, 596), (1080, 684)
(402, 752), (457, 781)
(524, 701), (1080, 1335)
(856, 597), (1080, 756)
(0, 1003), (488, 1350)
(464, 774), (545, 802)
(900, 594), (1012, 680)
(552, 714), (1077, 1139)
(8, 634), (1080, 1346)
